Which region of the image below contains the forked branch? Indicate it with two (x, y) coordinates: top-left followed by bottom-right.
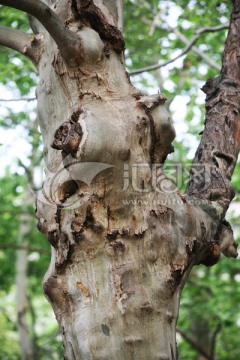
(0, 97), (36, 102)
(169, 26), (221, 71)
(0, 25), (42, 66)
(0, 243), (49, 255)
(177, 328), (213, 360)
(0, 0), (82, 63)
(129, 35), (200, 75)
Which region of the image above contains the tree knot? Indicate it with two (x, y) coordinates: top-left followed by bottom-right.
(51, 110), (83, 156)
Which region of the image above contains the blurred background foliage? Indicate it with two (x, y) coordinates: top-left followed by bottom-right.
(0, 0), (239, 359)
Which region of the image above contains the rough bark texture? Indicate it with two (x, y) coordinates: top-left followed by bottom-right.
(0, 0), (239, 359)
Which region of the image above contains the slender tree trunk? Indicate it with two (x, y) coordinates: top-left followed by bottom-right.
(0, 0), (240, 359)
(16, 192), (34, 360)
(16, 248), (33, 360)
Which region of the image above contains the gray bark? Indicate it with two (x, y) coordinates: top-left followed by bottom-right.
(0, 0), (239, 359)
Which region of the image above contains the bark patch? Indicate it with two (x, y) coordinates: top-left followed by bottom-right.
(106, 229), (119, 240)
(83, 207), (95, 227)
(71, 220), (85, 242)
(199, 243), (221, 267)
(101, 324), (110, 336)
(47, 230), (58, 248)
(57, 180), (78, 203)
(51, 110), (83, 157)
(56, 242), (75, 270)
(76, 281), (90, 296)
(168, 268), (184, 290)
(78, 2), (124, 53)
(107, 241), (125, 255)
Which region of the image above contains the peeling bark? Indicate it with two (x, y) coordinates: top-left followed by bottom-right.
(1, 0), (240, 359)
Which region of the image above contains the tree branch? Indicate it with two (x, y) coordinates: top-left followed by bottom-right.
(0, 306), (17, 329)
(129, 34), (201, 76)
(0, 97), (36, 102)
(129, 23), (229, 76)
(210, 324), (221, 359)
(0, 0), (82, 64)
(27, 294), (40, 358)
(0, 210), (33, 216)
(186, 0), (240, 212)
(0, 243), (50, 255)
(0, 25), (42, 66)
(170, 26), (221, 71)
(149, 9), (162, 36)
(177, 328), (213, 360)
(196, 23), (229, 35)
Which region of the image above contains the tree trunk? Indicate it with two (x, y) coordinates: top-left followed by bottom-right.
(16, 192), (34, 360)
(16, 248), (33, 360)
(1, 0), (240, 359)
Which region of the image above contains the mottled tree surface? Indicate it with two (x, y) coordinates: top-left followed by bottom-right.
(0, 1), (239, 359)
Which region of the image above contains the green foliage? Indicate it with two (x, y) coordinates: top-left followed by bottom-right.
(124, 0), (230, 156)
(0, 168), (64, 358)
(0, 293), (20, 360)
(178, 258), (240, 359)
(0, 7), (36, 94)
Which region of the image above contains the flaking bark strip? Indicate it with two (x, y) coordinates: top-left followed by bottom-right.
(145, 109), (157, 165)
(137, 94), (167, 164)
(107, 205), (111, 231)
(55, 206), (62, 225)
(56, 243), (76, 271)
